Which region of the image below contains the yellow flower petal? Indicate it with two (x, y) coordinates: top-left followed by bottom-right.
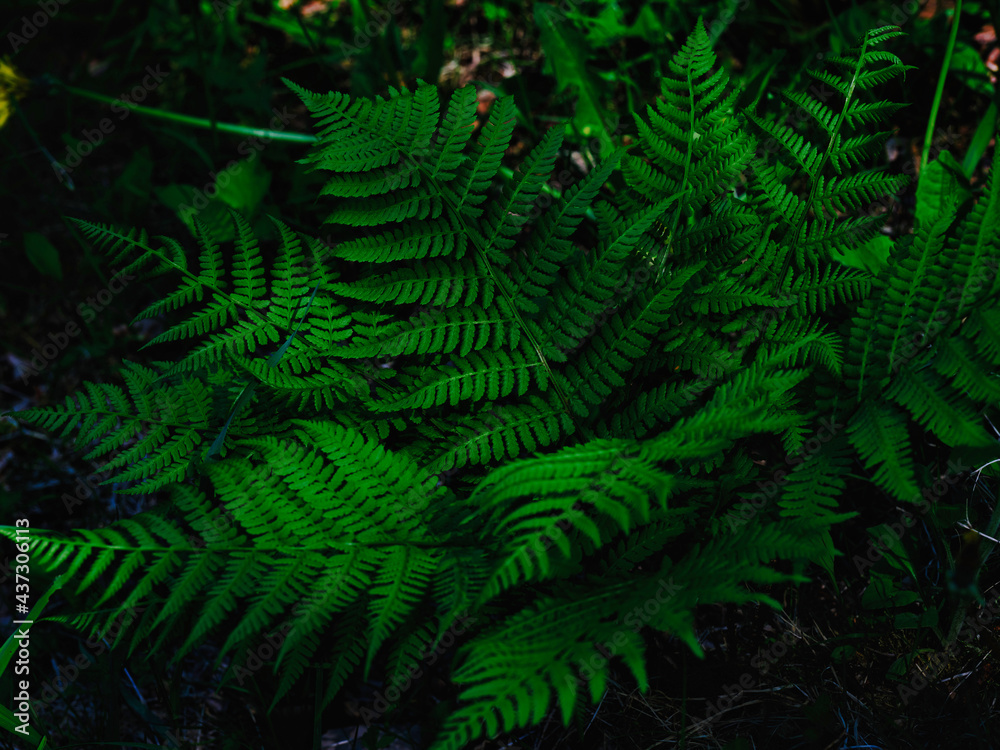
(0, 57), (30, 129)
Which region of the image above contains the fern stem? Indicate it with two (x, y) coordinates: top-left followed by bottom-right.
(49, 78), (317, 143)
(652, 47), (698, 286)
(775, 28), (872, 286)
(207, 284), (322, 460)
(920, 0), (963, 173)
(72, 222), (274, 331)
(498, 165), (597, 222)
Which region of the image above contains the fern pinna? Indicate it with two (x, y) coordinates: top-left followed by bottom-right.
(7, 19), (999, 749)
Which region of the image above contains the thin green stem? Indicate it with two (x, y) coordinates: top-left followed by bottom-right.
(921, 0), (963, 172)
(777, 29), (872, 286)
(49, 78), (317, 143)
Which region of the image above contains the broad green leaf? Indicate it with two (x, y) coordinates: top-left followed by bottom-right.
(214, 157), (271, 216)
(23, 232), (62, 280)
(866, 523), (915, 579)
(962, 102), (996, 180)
(861, 571), (920, 609)
(832, 233), (891, 275)
(155, 159), (270, 243)
(155, 183), (234, 241)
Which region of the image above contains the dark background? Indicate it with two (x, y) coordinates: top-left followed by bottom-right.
(1, 1), (999, 748)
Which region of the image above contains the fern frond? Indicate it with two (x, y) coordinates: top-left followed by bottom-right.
(15, 361), (213, 493)
(845, 398), (920, 501)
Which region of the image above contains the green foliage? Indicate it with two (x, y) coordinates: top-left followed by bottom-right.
(7, 18), (1000, 750)
(535, 1), (616, 156)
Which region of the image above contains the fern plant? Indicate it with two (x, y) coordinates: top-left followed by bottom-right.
(7, 18), (999, 748)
